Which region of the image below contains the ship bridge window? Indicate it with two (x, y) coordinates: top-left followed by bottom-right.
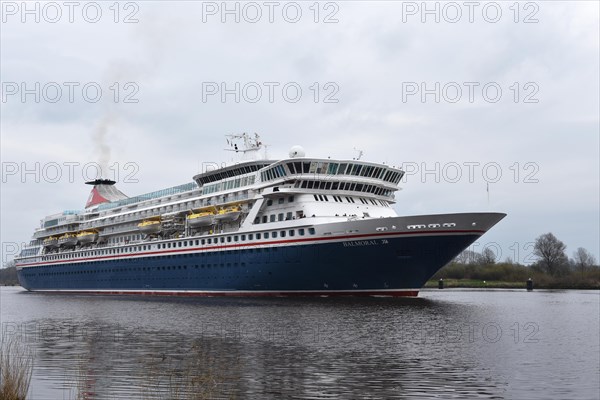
(288, 196), (294, 203)
(267, 200), (273, 206)
(278, 198), (284, 204)
(278, 213), (284, 221)
(262, 216), (268, 223)
(270, 215), (276, 222)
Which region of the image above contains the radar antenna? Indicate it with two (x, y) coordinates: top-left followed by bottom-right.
(225, 132), (266, 161)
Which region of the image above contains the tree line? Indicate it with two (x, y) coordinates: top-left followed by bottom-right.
(433, 232), (600, 289)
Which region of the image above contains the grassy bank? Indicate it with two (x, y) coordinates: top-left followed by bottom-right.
(424, 279), (528, 289)
(429, 262), (600, 290)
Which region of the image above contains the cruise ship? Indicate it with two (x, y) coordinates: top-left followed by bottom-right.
(15, 134), (505, 297)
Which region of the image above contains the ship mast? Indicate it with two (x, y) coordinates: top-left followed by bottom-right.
(225, 132), (266, 161)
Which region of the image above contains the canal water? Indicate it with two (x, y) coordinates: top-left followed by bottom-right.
(1, 287), (598, 399)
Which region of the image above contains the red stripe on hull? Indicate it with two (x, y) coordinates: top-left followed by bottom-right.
(27, 290), (420, 298)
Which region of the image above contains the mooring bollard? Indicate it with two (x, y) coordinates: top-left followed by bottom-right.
(438, 279), (444, 289)
(526, 278), (533, 291)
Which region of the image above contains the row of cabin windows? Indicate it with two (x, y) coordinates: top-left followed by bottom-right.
(266, 196), (294, 206)
(314, 195), (389, 207)
(196, 163), (269, 185)
(202, 175), (256, 195)
(43, 243), (154, 261)
(158, 228), (315, 248)
(110, 234), (142, 244)
(293, 180), (393, 197)
(261, 161), (403, 184)
(23, 263), (256, 277)
(40, 228), (317, 261)
(255, 210), (306, 224)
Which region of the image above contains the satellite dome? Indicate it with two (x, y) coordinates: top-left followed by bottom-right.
(289, 145), (305, 158)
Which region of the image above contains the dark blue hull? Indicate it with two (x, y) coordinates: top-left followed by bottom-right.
(17, 233), (479, 296)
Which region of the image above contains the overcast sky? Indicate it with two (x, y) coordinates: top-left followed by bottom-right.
(1, 1), (599, 264)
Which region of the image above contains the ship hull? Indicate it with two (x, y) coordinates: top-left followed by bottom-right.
(17, 235), (482, 296)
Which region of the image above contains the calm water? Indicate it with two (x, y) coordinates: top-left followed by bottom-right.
(1, 287), (598, 399)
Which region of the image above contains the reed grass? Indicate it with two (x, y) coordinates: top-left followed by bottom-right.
(0, 337), (34, 400)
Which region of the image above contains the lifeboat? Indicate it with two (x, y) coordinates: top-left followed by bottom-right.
(43, 236), (58, 249)
(187, 210), (215, 228)
(214, 205), (242, 222)
(77, 230), (98, 244)
(138, 218), (162, 234)
(58, 233), (78, 248)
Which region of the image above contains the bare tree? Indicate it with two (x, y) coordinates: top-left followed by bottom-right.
(573, 247), (597, 273)
(480, 248), (496, 265)
(533, 233), (568, 276)
(454, 250), (481, 264)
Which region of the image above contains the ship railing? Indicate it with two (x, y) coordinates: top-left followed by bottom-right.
(80, 193), (251, 231)
(33, 224), (81, 239)
(98, 224), (140, 236)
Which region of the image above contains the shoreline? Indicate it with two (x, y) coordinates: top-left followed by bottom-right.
(424, 279), (600, 290)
